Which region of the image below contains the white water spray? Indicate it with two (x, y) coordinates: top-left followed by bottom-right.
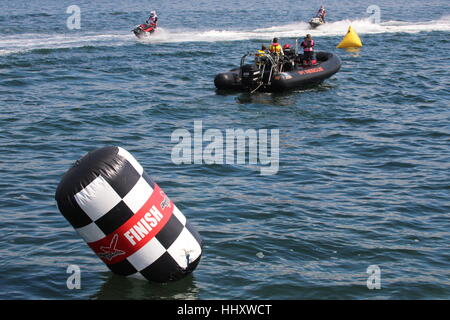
(0, 16), (448, 56)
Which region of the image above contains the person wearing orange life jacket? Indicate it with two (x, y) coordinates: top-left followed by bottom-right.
(269, 38), (284, 56)
(300, 34), (316, 65)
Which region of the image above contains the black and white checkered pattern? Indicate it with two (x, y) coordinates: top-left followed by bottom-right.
(108, 205), (203, 282)
(55, 146), (202, 282)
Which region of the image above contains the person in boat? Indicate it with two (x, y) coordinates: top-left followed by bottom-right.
(281, 44), (296, 71)
(316, 6), (326, 23)
(283, 44), (295, 59)
(255, 45), (268, 67)
(269, 38), (284, 57)
(146, 10), (158, 29)
(256, 45), (268, 57)
(300, 34), (315, 65)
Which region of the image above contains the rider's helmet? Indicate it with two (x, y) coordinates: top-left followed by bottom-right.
(150, 10), (156, 17)
(283, 44), (291, 49)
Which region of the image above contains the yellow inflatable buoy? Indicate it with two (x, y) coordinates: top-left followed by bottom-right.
(336, 26), (363, 48)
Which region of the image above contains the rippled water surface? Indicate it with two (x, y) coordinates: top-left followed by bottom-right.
(0, 0), (449, 299)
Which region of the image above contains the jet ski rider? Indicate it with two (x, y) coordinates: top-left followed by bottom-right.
(316, 6), (326, 23)
(146, 10), (158, 28)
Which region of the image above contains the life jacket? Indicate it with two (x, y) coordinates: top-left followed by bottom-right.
(269, 43), (282, 55)
(255, 50), (266, 57)
(301, 39), (314, 52)
(147, 16), (158, 25)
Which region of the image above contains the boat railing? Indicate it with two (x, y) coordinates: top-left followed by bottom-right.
(241, 52), (280, 85)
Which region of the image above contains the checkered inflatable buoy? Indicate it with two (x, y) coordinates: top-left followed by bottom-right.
(55, 146), (202, 282)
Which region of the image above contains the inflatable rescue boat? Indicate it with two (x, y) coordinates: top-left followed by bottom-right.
(214, 51), (341, 93)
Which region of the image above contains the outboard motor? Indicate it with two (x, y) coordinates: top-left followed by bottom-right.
(240, 64), (262, 91)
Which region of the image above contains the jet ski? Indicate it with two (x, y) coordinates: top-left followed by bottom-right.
(214, 51), (341, 93)
(132, 23), (157, 39)
(309, 17), (324, 29)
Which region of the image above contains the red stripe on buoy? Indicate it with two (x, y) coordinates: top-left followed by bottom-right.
(87, 183), (173, 265)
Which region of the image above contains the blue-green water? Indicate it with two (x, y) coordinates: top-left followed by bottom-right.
(0, 0), (449, 299)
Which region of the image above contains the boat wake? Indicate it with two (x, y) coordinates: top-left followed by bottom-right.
(0, 33), (131, 56)
(141, 15), (450, 43)
(0, 16), (448, 56)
